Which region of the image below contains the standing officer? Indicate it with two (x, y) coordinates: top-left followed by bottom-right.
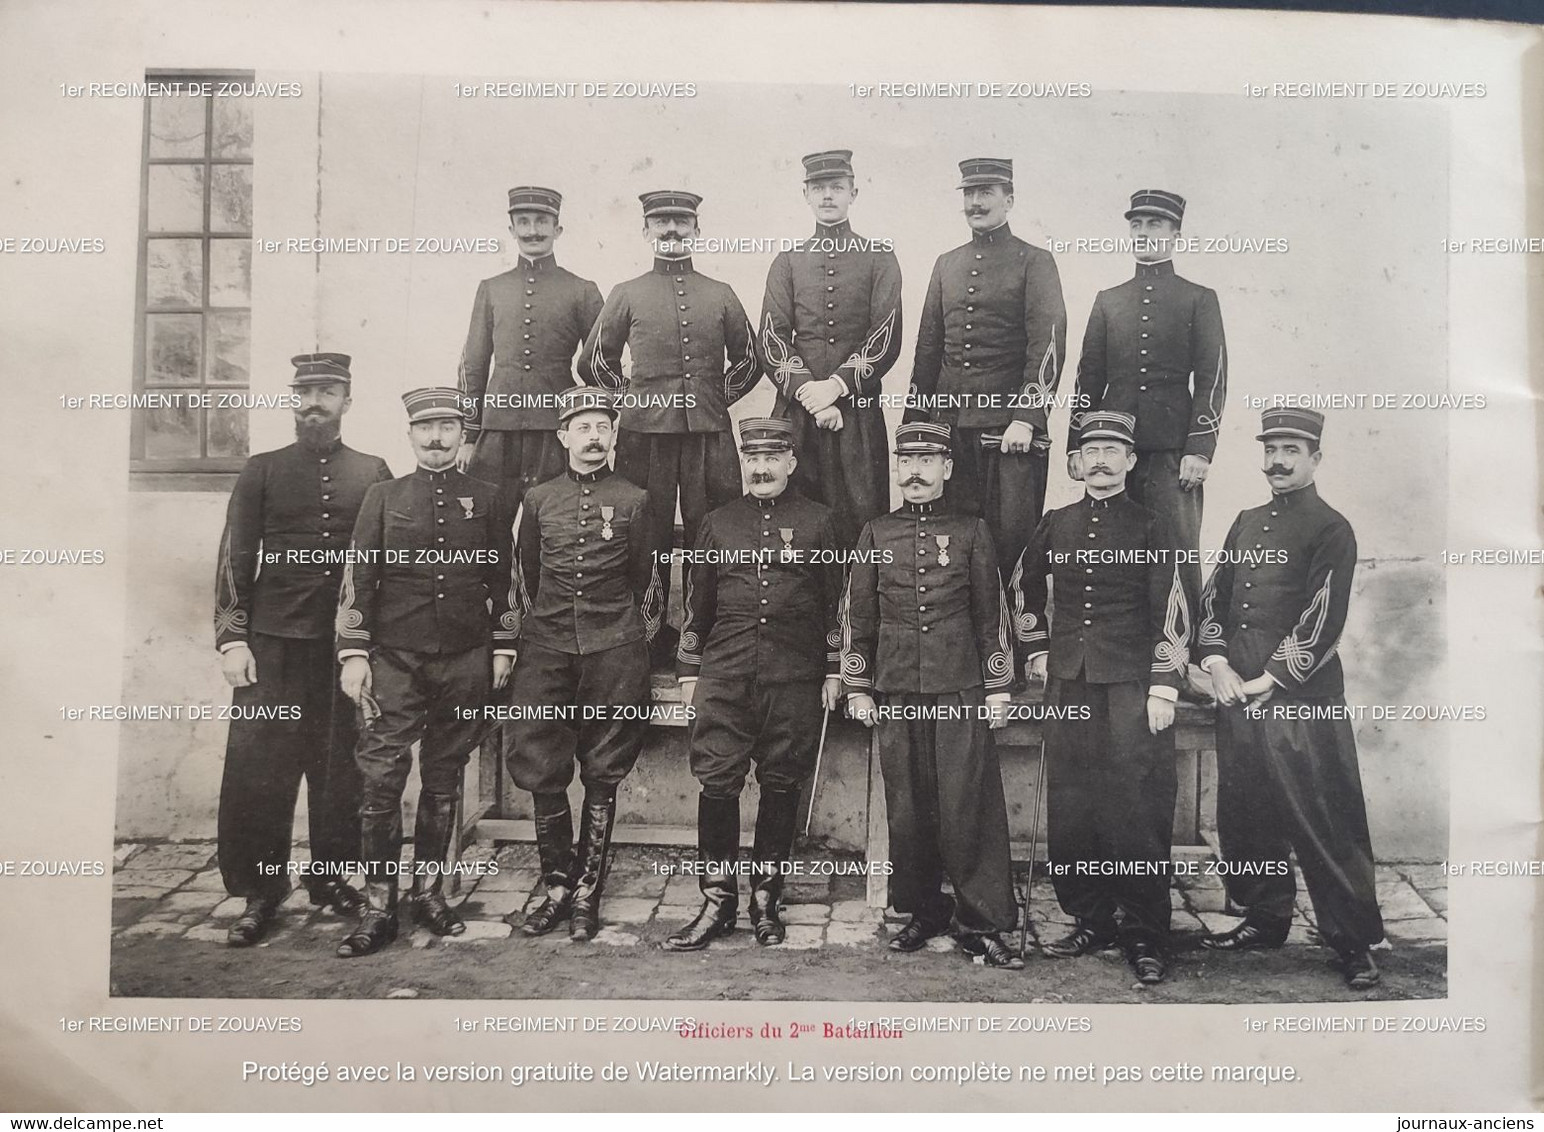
(1017, 411), (1193, 984)
(332, 388), (518, 958)
(505, 388), (660, 943)
(663, 418), (843, 952)
(843, 422), (1023, 970)
(906, 158), (1067, 585)
(580, 190), (762, 663)
(1196, 408), (1383, 989)
(1067, 190), (1227, 560)
(214, 353), (392, 946)
(758, 150), (903, 548)
(457, 185), (605, 502)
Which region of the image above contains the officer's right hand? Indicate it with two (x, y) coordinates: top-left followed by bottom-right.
(847, 693), (878, 728)
(1026, 653), (1048, 684)
(455, 440), (477, 473)
(220, 644), (257, 688)
(1208, 660), (1247, 706)
(340, 656), (373, 704)
(1066, 450), (1085, 481)
(813, 405), (844, 432)
(679, 678), (697, 709)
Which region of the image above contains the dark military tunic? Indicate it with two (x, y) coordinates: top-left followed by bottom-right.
(506, 465), (658, 794)
(213, 438), (392, 901)
(1015, 489), (1194, 943)
(335, 466), (517, 811)
(1198, 482), (1383, 951)
(759, 221), (902, 547)
(458, 253), (605, 501)
(677, 490), (842, 797)
(907, 223), (1068, 579)
(1069, 259), (1227, 557)
(842, 499), (1017, 935)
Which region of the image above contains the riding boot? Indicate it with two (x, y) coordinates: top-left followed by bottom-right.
(749, 787), (800, 946)
(336, 807), (400, 958)
(569, 785), (617, 942)
(515, 792), (575, 936)
(663, 794), (741, 952)
(409, 790), (465, 936)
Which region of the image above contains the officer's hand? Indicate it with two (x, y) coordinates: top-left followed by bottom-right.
(821, 676), (841, 712)
(1208, 661), (1248, 706)
(1147, 694), (1176, 735)
(679, 678), (698, 709)
(1000, 420), (1037, 455)
(1179, 453), (1210, 491)
(1026, 653), (1048, 684)
(455, 439), (477, 473)
(220, 644), (258, 688)
(1246, 686), (1276, 713)
(492, 653), (514, 690)
(797, 377), (844, 414)
(1066, 450), (1085, 482)
(340, 656), (372, 704)
(813, 405), (844, 432)
(986, 699), (1008, 731)
(847, 693), (878, 728)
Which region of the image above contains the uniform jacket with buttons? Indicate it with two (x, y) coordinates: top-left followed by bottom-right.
(1012, 490), (1193, 689)
(514, 465), (661, 656)
(335, 467), (517, 657)
(758, 221), (903, 406)
(1198, 483), (1356, 698)
(907, 224), (1067, 436)
(1068, 260), (1227, 460)
(215, 439), (392, 649)
(579, 257), (761, 433)
(677, 490), (842, 684)
(458, 255), (605, 435)
(841, 500), (1014, 696)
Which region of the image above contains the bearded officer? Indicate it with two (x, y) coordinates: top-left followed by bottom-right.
(332, 388), (518, 957)
(1017, 411), (1194, 984)
(580, 190), (763, 663)
(1067, 190), (1226, 563)
(457, 186), (604, 502)
(842, 422), (1022, 969)
(214, 353), (393, 946)
(758, 150), (902, 548)
(505, 387), (661, 943)
(1196, 408), (1383, 990)
(663, 418), (843, 951)
(905, 157), (1067, 589)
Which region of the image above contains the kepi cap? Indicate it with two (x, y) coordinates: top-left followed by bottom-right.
(507, 186), (562, 216)
(1077, 410), (1137, 446)
(737, 417), (795, 454)
(957, 157), (1013, 190)
(1125, 189), (1186, 225)
(1257, 407), (1325, 443)
(640, 190), (703, 218)
(556, 387), (619, 425)
(893, 421), (952, 455)
(401, 387), (469, 424)
(290, 352), (352, 387)
(802, 150), (855, 182)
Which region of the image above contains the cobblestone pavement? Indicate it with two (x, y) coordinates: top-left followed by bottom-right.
(109, 840), (1447, 1003)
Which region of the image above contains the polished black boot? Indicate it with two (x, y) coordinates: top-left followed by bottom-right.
(308, 879), (366, 917)
(514, 792), (575, 937)
(569, 786), (617, 942)
(409, 791), (465, 936)
(227, 888), (287, 947)
(336, 808), (400, 958)
(749, 787), (800, 946)
(663, 794), (740, 952)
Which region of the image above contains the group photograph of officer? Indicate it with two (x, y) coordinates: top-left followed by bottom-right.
(201, 148), (1391, 995)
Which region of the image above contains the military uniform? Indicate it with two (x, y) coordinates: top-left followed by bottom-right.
(333, 388), (517, 955)
(1015, 412), (1193, 963)
(1198, 409), (1383, 959)
(759, 151), (903, 548)
(580, 191), (763, 644)
(506, 387), (659, 942)
(459, 191), (604, 502)
(214, 353), (391, 915)
(664, 418), (844, 950)
(1068, 191), (1227, 557)
(842, 424), (1018, 946)
(907, 159), (1067, 580)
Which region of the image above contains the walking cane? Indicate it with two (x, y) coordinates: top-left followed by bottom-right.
(1020, 735), (1048, 960)
(803, 706), (832, 837)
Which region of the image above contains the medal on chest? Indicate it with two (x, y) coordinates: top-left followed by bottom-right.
(600, 505), (615, 540)
(779, 526), (795, 562)
(457, 496), (476, 519)
(935, 533), (950, 566)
